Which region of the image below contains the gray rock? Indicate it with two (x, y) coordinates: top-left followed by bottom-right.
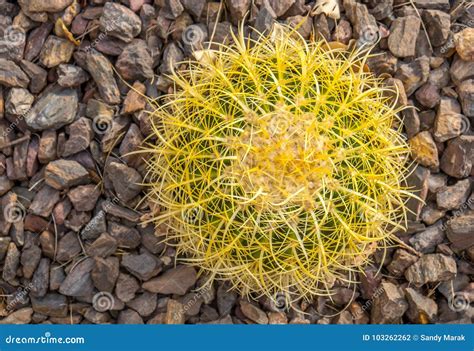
(2, 242), (19, 284)
(21, 245), (41, 279)
(59, 258), (95, 297)
(116, 273), (140, 303)
(226, 0), (251, 25)
(436, 179), (471, 210)
(127, 292), (158, 317)
(31, 258), (50, 297)
(81, 210), (107, 241)
(0, 59), (30, 88)
(160, 42), (184, 74)
(217, 282), (238, 316)
(49, 265), (65, 291)
(25, 86), (79, 131)
(269, 0), (296, 17)
(440, 137), (473, 179)
(409, 222), (445, 253)
(122, 253), (161, 281)
(458, 79), (474, 118)
(116, 39), (154, 81)
(99, 2), (142, 43)
(404, 287), (438, 323)
(395, 56), (430, 96)
(86, 50), (121, 105)
(57, 64), (90, 88)
(5, 88), (34, 116)
(414, 0), (449, 10)
(447, 211), (474, 250)
(405, 254), (457, 286)
(388, 16), (421, 57)
(20, 60), (47, 94)
(181, 0), (206, 18)
(56, 232), (81, 263)
(30, 293), (68, 317)
(370, 281), (408, 324)
(142, 265), (197, 295)
(118, 309), (144, 324)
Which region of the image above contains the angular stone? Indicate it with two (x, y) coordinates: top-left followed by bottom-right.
(387, 249), (419, 277)
(388, 16), (421, 58)
(107, 161), (143, 202)
(404, 287), (438, 323)
(91, 257), (119, 293)
(5, 88), (34, 116)
(118, 309), (144, 324)
(2, 242), (19, 284)
(405, 254), (457, 286)
(436, 179), (471, 210)
(415, 83), (440, 109)
(217, 283), (238, 316)
(142, 265), (197, 295)
(0, 307), (33, 324)
(226, 0), (251, 25)
(447, 211), (474, 250)
(454, 28), (474, 62)
(409, 131), (439, 169)
(121, 83), (146, 115)
(269, 0), (296, 17)
(81, 210), (107, 241)
(0, 59), (30, 88)
(21, 244), (41, 279)
(30, 293), (68, 317)
(99, 2), (142, 43)
(395, 56), (430, 96)
(38, 130), (57, 164)
(116, 39), (154, 81)
(450, 55), (474, 86)
(433, 98), (465, 142)
(67, 184), (101, 212)
(27, 0), (73, 12)
(122, 253), (161, 281)
(422, 10), (451, 47)
(59, 258), (95, 297)
(181, 0), (206, 18)
(165, 299), (185, 324)
(421, 204), (445, 225)
(57, 64), (90, 88)
(86, 233), (117, 258)
(29, 185), (60, 218)
(25, 86), (79, 131)
(414, 0), (449, 10)
(116, 273), (140, 303)
(440, 137), (473, 178)
(56, 232), (81, 263)
(39, 36), (75, 68)
(86, 50), (121, 105)
(409, 223), (445, 253)
(31, 258), (50, 297)
(107, 221), (141, 249)
(240, 300), (268, 324)
(370, 281), (408, 324)
(458, 79), (474, 118)
(45, 160), (90, 190)
(127, 292), (158, 317)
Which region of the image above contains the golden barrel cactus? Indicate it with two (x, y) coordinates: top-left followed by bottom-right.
(145, 25), (414, 301)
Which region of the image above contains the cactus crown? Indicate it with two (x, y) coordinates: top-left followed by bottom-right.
(145, 25), (414, 301)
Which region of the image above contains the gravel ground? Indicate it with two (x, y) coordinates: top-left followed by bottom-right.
(0, 0), (472, 324)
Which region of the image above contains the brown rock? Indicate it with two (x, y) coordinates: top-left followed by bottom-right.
(39, 36), (75, 68)
(28, 0), (73, 12)
(56, 232), (81, 263)
(116, 273), (140, 303)
(370, 281), (408, 324)
(59, 258), (95, 296)
(86, 50), (121, 105)
(404, 287), (438, 323)
(118, 309), (144, 324)
(86, 233), (117, 258)
(436, 179), (471, 210)
(107, 221), (141, 249)
(38, 130), (57, 163)
(2, 242), (19, 284)
(107, 161), (143, 202)
(165, 299), (185, 324)
(31, 293), (68, 317)
(0, 307), (33, 324)
(63, 117), (94, 157)
(387, 249), (419, 277)
(91, 257), (119, 293)
(31, 258), (50, 297)
(142, 265), (197, 295)
(0, 59), (29, 88)
(388, 16), (421, 57)
(99, 2), (142, 43)
(405, 254), (457, 286)
(433, 97), (465, 142)
(440, 137), (472, 178)
(240, 300), (268, 324)
(447, 211), (474, 250)
(395, 56), (430, 96)
(409, 131), (439, 169)
(67, 184), (101, 212)
(29, 185), (60, 218)
(458, 79), (474, 118)
(454, 28), (474, 62)
(121, 82), (147, 115)
(45, 159), (90, 190)
(121, 253), (161, 281)
(422, 10), (451, 47)
(115, 39), (154, 81)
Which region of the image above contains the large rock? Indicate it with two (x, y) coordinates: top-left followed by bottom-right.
(370, 281), (408, 324)
(447, 211), (474, 250)
(142, 266), (197, 295)
(59, 258), (95, 297)
(0, 59), (30, 88)
(25, 86), (78, 131)
(388, 16), (420, 57)
(115, 39), (154, 81)
(405, 254), (457, 286)
(99, 2), (142, 43)
(27, 0), (73, 12)
(86, 50), (121, 105)
(45, 160), (90, 190)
